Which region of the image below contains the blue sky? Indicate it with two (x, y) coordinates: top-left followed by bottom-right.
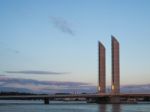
(0, 0), (150, 87)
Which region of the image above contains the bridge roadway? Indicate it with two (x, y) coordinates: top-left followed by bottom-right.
(0, 93), (150, 104)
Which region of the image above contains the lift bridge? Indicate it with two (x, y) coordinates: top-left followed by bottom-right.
(0, 36), (150, 104)
(0, 93), (150, 104)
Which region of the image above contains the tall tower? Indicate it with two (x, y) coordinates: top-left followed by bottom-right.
(98, 41), (106, 93)
(111, 36), (120, 94)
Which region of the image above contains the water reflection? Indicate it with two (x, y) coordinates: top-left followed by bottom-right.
(98, 104), (121, 112)
(112, 104), (121, 112)
(98, 104), (106, 112)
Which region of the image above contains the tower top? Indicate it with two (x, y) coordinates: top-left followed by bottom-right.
(98, 41), (105, 49)
(111, 35), (119, 44)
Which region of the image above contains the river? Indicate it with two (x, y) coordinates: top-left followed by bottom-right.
(0, 100), (150, 112)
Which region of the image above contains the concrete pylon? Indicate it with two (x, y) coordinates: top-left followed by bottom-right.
(111, 35), (120, 94)
(98, 41), (106, 93)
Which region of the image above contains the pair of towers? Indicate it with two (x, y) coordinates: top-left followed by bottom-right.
(98, 35), (120, 94)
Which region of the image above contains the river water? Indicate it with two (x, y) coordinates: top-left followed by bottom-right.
(0, 100), (150, 112)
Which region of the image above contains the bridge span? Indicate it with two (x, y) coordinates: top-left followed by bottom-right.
(0, 93), (150, 104)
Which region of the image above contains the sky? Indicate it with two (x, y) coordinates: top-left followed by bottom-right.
(0, 0), (150, 89)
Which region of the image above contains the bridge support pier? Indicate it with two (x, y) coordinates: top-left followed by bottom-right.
(44, 98), (49, 104)
(110, 96), (120, 104)
(96, 97), (110, 104)
(88, 96), (121, 104)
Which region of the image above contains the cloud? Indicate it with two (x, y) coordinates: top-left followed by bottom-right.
(0, 41), (20, 54)
(120, 84), (150, 93)
(0, 76), (150, 94)
(0, 76), (95, 94)
(105, 84), (150, 93)
(5, 70), (68, 75)
(6, 48), (20, 54)
(0, 77), (88, 86)
(0, 74), (6, 76)
(50, 16), (75, 36)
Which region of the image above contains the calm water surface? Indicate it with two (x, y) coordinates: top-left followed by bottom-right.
(0, 100), (150, 112)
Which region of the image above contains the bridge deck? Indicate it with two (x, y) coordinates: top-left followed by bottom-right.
(0, 93), (150, 99)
